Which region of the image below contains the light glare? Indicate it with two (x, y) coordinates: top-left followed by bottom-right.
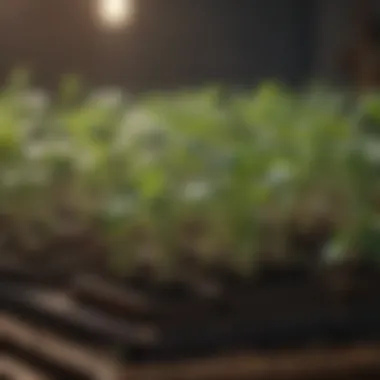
(98, 0), (134, 28)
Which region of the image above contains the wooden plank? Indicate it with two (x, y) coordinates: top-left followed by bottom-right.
(124, 345), (380, 380)
(1, 356), (50, 380)
(2, 285), (159, 348)
(70, 275), (153, 319)
(1, 314), (122, 380)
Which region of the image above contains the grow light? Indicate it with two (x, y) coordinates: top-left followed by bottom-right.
(97, 0), (134, 29)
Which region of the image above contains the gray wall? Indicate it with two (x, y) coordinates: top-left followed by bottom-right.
(313, 0), (356, 83)
(0, 0), (354, 89)
(230, 0), (316, 86)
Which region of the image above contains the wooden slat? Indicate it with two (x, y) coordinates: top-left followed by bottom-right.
(124, 345), (380, 380)
(71, 275), (153, 317)
(1, 356), (50, 380)
(1, 314), (122, 380)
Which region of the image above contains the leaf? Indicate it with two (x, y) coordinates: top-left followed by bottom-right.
(138, 167), (166, 201)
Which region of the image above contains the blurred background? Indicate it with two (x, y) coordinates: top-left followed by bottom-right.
(3, 1), (380, 380)
(0, 0), (378, 91)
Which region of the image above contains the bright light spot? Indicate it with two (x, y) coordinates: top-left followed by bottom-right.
(97, 0), (134, 29)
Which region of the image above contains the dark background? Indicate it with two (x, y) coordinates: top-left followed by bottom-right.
(0, 0), (358, 91)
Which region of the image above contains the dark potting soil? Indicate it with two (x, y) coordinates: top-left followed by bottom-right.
(68, 268), (380, 346)
(3, 277), (380, 365)
(123, 304), (380, 364)
(40, 258), (380, 331)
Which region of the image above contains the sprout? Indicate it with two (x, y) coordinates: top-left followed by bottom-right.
(88, 88), (124, 108)
(182, 180), (213, 202)
(1, 76), (380, 277)
(266, 159), (295, 187)
(20, 89), (50, 112)
(361, 138), (380, 163)
(321, 237), (349, 264)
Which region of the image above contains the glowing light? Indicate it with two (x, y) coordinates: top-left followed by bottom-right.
(97, 0), (134, 29)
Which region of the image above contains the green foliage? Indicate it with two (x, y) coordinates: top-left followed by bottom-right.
(1, 71), (380, 275)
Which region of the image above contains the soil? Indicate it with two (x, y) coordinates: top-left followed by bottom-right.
(3, 220), (380, 367)
(123, 344), (380, 380)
